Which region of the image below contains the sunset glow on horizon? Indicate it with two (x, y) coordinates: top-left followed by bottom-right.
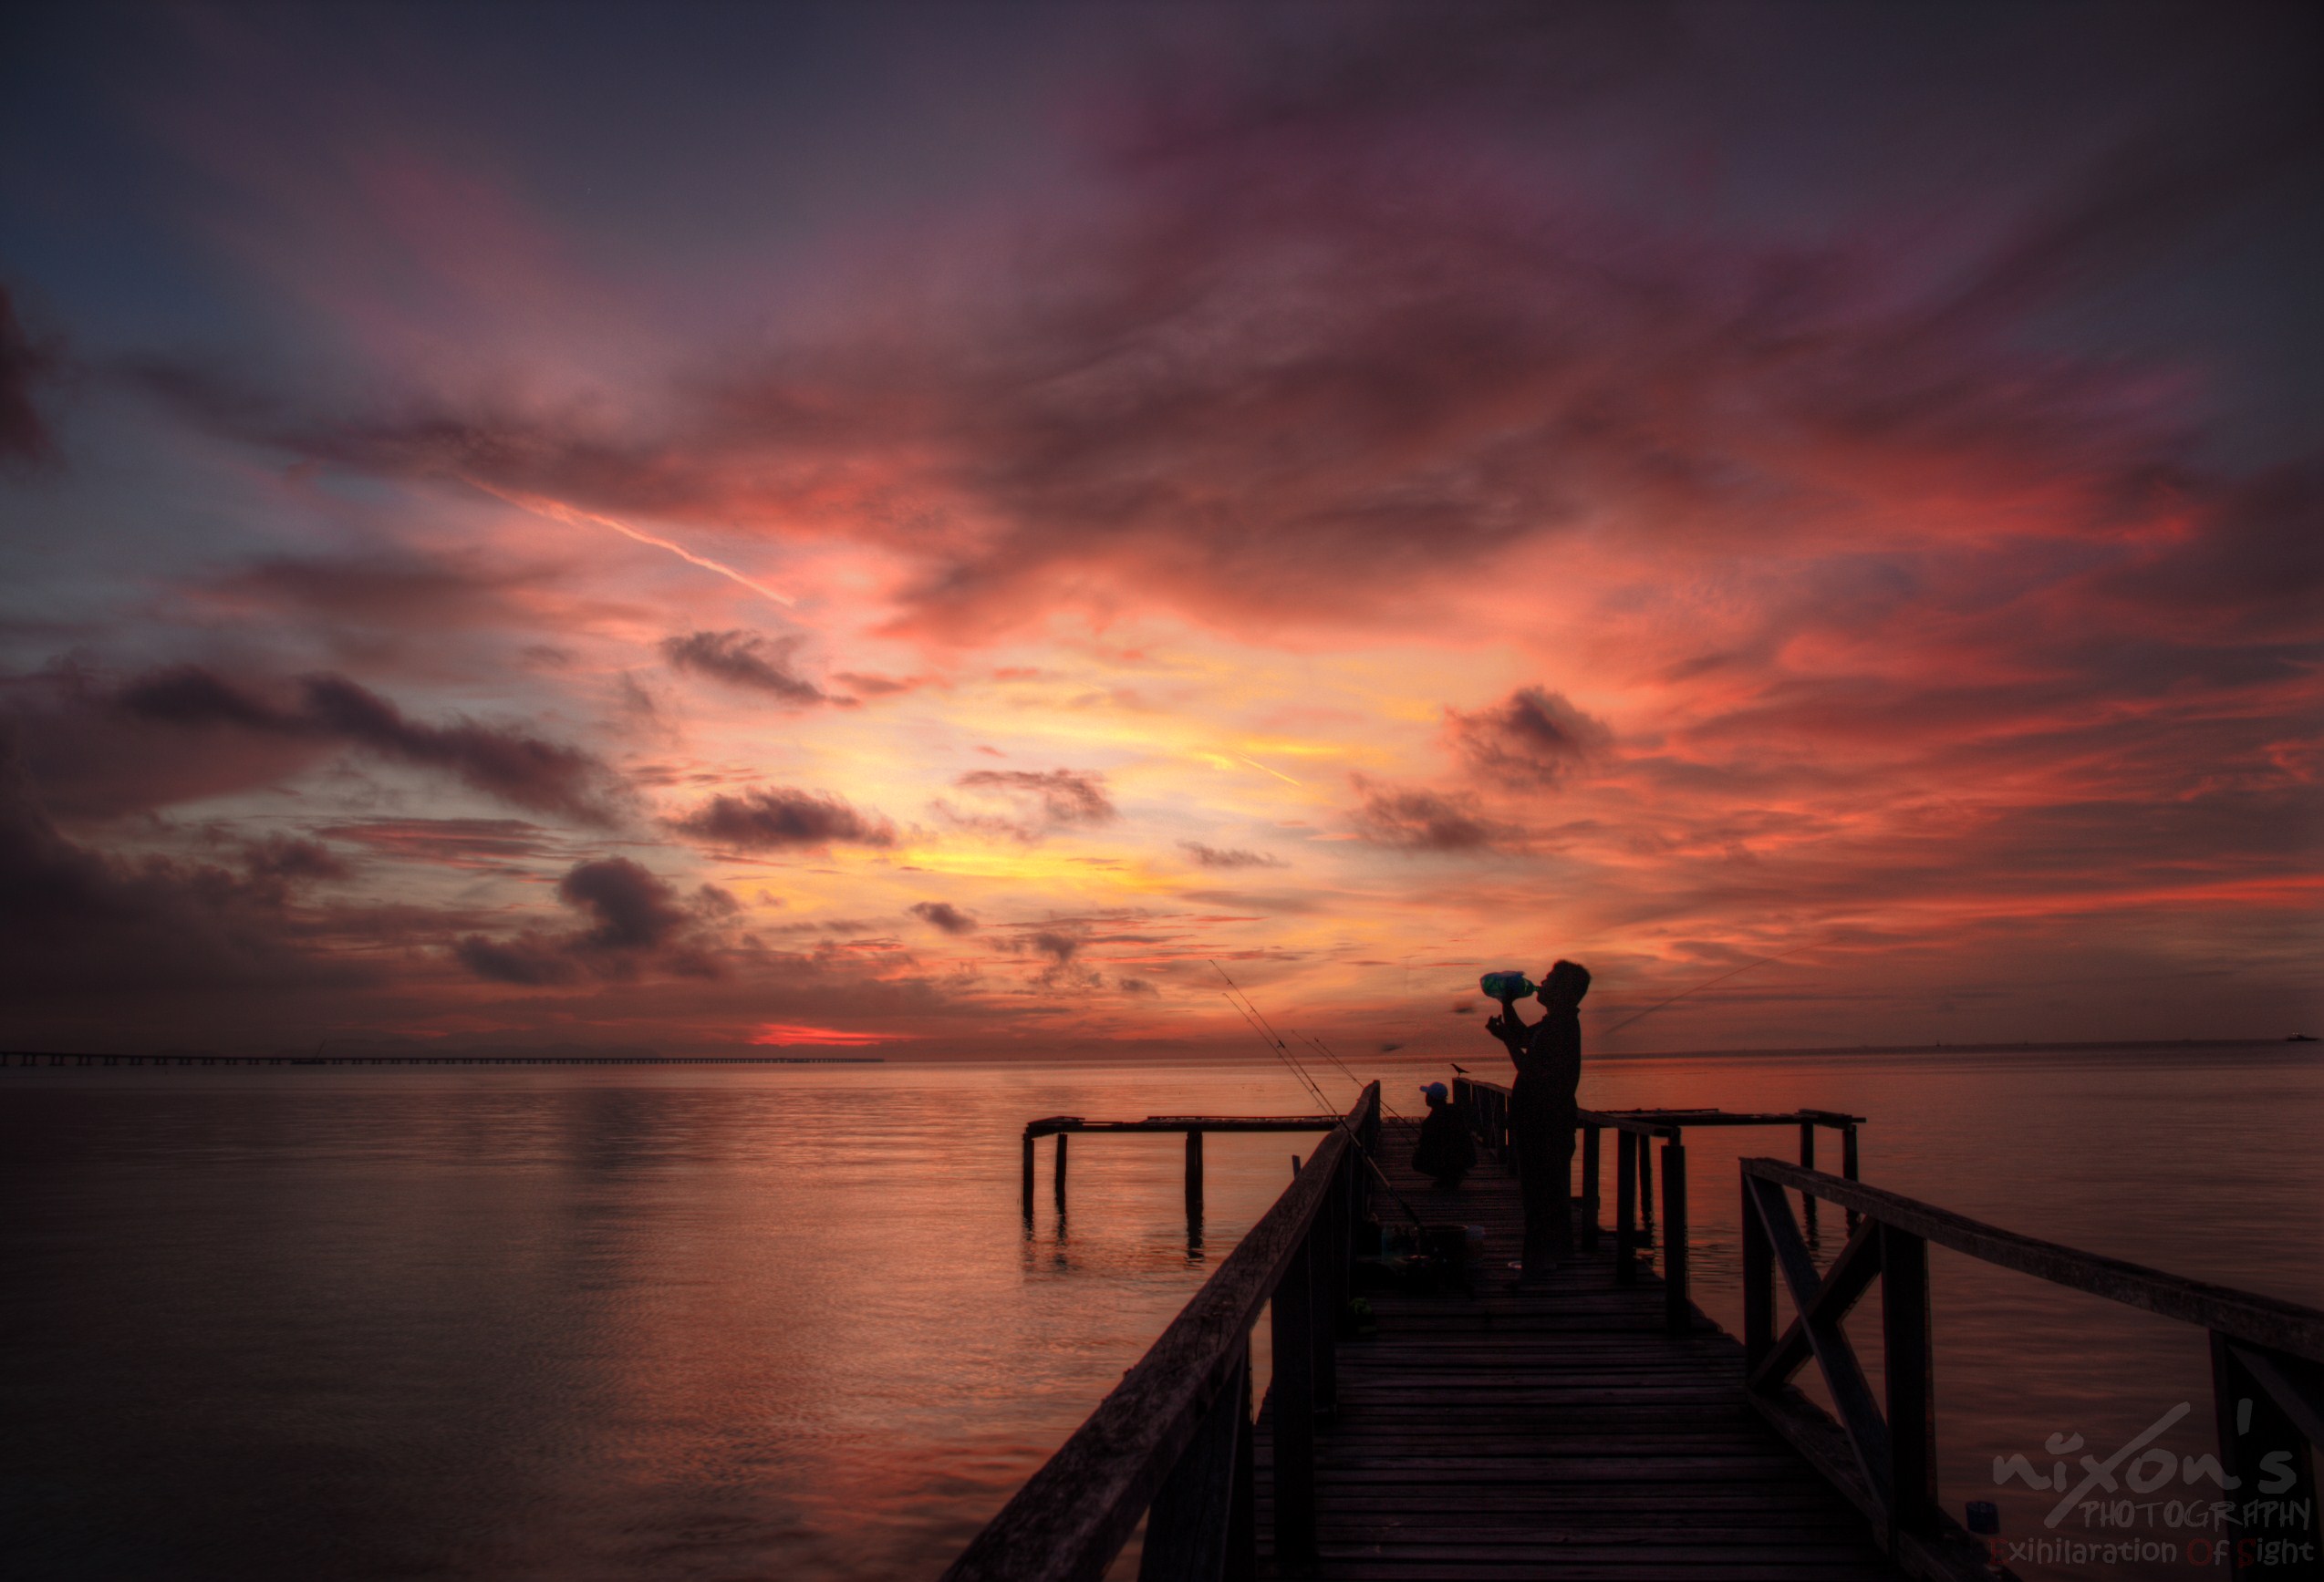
(3, 4), (2318, 1058)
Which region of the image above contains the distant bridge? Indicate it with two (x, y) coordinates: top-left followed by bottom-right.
(0, 1050), (882, 1067)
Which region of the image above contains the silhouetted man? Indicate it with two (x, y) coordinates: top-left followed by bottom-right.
(1487, 959), (1590, 1284)
(1411, 1081), (1476, 1189)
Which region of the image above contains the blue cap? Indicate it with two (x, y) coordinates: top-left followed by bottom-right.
(1420, 1081), (1448, 1102)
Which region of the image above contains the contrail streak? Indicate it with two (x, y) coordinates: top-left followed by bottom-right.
(468, 479), (793, 607)
(1232, 753), (1302, 785)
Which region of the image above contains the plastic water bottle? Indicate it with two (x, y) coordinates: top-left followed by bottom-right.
(1478, 970), (1537, 1000)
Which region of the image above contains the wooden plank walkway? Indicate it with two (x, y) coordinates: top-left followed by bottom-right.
(1253, 1117), (1905, 1581)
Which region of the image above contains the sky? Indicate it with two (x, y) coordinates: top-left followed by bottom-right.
(2, 1), (2319, 1059)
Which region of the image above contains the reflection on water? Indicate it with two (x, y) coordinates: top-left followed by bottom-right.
(1, 1049), (2316, 1582)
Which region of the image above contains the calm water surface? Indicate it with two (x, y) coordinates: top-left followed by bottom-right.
(3, 1048), (2317, 1581)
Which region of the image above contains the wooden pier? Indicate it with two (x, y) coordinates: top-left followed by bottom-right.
(1243, 1109), (1902, 1580)
(947, 1080), (2324, 1582)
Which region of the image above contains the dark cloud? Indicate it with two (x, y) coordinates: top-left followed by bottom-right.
(2096, 460), (2324, 633)
(0, 729), (356, 999)
(202, 549), (537, 629)
(659, 630), (831, 707)
(0, 284), (61, 471)
(1001, 923), (1103, 990)
(452, 932), (578, 986)
(558, 857), (688, 952)
(322, 817), (564, 871)
(119, 666), (291, 732)
(941, 769), (1116, 842)
(117, 665), (621, 823)
(454, 857), (718, 985)
(1349, 777), (1520, 853)
(669, 786), (897, 850)
(1027, 929), (1081, 965)
(1446, 687), (1613, 790)
(908, 899), (979, 935)
(2, 662), (324, 820)
(241, 835), (352, 883)
(1179, 841), (1283, 868)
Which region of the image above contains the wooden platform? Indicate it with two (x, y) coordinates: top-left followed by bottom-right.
(1253, 1117), (1905, 1581)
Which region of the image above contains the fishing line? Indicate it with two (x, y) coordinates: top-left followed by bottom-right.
(1598, 942), (1820, 1039)
(1219, 991), (1332, 1112)
(1210, 962), (1428, 1232)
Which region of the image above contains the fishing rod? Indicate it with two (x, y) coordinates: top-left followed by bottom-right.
(1219, 990), (1333, 1112)
(1302, 1031), (1413, 1124)
(1210, 962), (1429, 1232)
(1597, 942), (1819, 1039)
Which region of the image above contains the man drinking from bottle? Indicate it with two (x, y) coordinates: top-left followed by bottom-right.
(1484, 959), (1591, 1285)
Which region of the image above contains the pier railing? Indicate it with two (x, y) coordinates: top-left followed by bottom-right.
(1021, 1112), (1350, 1225)
(1452, 1074), (1862, 1334)
(945, 1081), (1381, 1582)
(1742, 1160), (2324, 1582)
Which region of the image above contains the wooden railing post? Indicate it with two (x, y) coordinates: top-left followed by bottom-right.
(1614, 1128), (1637, 1285)
(1742, 1175), (1774, 1374)
(1799, 1122), (1820, 1239)
(1636, 1128), (1655, 1240)
(1842, 1124), (1861, 1233)
(1140, 1345), (1249, 1582)
(1228, 1340), (1257, 1582)
(1313, 1152), (1344, 1420)
(1022, 1132), (1036, 1222)
(2209, 1333), (2321, 1582)
(1186, 1129), (1204, 1225)
(1271, 1233), (1318, 1569)
(1582, 1124), (1602, 1250)
(1662, 1138), (1690, 1334)
(1054, 1132), (1069, 1209)
(1882, 1225), (1936, 1546)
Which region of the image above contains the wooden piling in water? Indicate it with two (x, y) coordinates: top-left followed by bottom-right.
(1580, 1123), (1602, 1251)
(1661, 1138), (1689, 1334)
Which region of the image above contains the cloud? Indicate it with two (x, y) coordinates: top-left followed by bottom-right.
(198, 548), (539, 631)
(659, 630), (831, 707)
(669, 786), (897, 850)
(1026, 929), (1081, 964)
(0, 284), (60, 470)
(1179, 841), (1283, 869)
(240, 835), (352, 883)
(940, 769), (1116, 842)
(558, 856), (688, 951)
(0, 729), (356, 999)
(2, 662), (326, 820)
(454, 856), (718, 984)
(1348, 777), (1520, 853)
(117, 666), (621, 822)
(451, 931), (578, 986)
(1002, 922), (1105, 990)
(1446, 687), (1613, 789)
(322, 817), (563, 871)
(908, 899), (980, 935)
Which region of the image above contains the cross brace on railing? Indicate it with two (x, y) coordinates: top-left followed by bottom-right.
(1741, 1157), (2324, 1582)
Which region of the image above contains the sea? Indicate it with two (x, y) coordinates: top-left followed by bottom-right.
(3, 1045), (2318, 1582)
